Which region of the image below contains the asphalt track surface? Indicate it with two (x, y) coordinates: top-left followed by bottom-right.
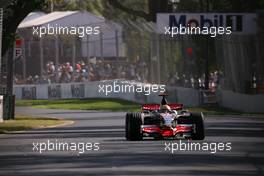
(0, 107), (264, 176)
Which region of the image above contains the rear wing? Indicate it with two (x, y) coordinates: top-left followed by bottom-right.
(141, 104), (160, 111)
(141, 103), (183, 111)
(168, 103), (183, 110)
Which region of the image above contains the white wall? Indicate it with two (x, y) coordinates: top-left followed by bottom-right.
(220, 90), (264, 113)
(13, 81), (199, 107)
(14, 82), (264, 112)
(0, 95), (3, 122)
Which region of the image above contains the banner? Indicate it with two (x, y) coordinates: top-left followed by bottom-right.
(71, 84), (85, 98)
(157, 13), (256, 35)
(22, 87), (36, 99)
(48, 85), (61, 99)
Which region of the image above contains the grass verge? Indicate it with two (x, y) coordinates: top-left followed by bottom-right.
(16, 98), (139, 112)
(0, 115), (70, 134)
(16, 98), (263, 116)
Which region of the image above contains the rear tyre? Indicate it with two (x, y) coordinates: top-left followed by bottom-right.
(125, 113), (143, 141)
(153, 134), (163, 140)
(125, 113), (130, 139)
(190, 112), (205, 140)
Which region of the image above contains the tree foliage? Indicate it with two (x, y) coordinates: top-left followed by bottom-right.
(2, 0), (264, 57)
(1, 0), (47, 56)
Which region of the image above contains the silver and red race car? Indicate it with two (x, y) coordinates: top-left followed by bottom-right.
(125, 94), (205, 140)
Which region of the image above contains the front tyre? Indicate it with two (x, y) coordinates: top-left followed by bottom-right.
(125, 113), (143, 141)
(191, 112), (205, 140)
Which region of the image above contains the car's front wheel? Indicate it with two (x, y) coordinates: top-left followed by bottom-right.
(125, 113), (143, 141)
(190, 112), (205, 140)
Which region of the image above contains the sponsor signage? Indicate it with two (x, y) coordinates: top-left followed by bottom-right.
(157, 13), (256, 34)
(48, 85), (61, 99)
(14, 38), (23, 59)
(22, 87), (36, 99)
(71, 84), (84, 98)
(15, 48), (22, 58)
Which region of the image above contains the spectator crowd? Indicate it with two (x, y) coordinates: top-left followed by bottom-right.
(13, 58), (264, 94)
(14, 57), (221, 91)
(14, 59), (149, 85)
(167, 71), (221, 91)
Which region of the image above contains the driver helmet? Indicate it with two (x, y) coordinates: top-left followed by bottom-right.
(160, 104), (171, 111)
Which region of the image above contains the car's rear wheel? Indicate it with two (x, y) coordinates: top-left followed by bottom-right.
(125, 113), (143, 141)
(190, 112), (205, 140)
(153, 134), (163, 140)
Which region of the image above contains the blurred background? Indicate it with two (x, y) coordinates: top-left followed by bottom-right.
(1, 0), (264, 119)
(6, 0), (264, 93)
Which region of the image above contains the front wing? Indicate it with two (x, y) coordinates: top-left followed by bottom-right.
(141, 124), (194, 138)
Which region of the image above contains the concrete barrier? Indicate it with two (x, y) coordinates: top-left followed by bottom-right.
(14, 82), (264, 112)
(220, 90), (264, 113)
(13, 81), (200, 107)
(0, 95), (3, 122)
(175, 87), (200, 107)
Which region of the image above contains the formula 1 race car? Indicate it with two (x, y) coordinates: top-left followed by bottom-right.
(125, 94), (205, 140)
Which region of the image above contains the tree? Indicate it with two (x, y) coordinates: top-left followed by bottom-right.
(106, 0), (264, 22)
(107, 0), (171, 22)
(1, 0), (47, 57)
(0, 0), (47, 120)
